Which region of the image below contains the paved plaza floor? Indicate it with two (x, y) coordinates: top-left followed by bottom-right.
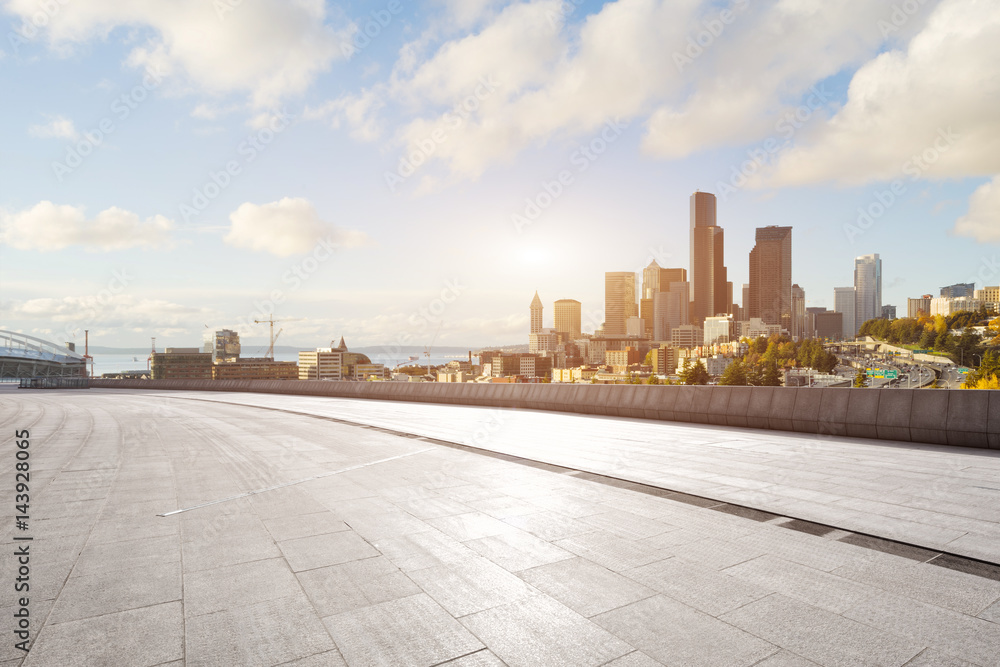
(2, 386), (999, 666)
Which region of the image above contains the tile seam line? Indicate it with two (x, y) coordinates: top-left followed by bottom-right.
(153, 394), (1000, 573)
(156, 448), (433, 517)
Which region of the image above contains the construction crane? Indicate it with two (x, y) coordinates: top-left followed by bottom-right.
(253, 316), (303, 360)
(265, 328), (283, 360)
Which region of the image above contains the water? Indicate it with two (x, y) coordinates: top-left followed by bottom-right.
(88, 352), (469, 376)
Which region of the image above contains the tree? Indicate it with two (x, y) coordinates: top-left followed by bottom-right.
(646, 374), (660, 385)
(918, 327), (936, 349)
(718, 358), (747, 386)
(683, 359), (710, 385)
(854, 368), (867, 388)
(746, 363), (764, 386)
(761, 359), (783, 386)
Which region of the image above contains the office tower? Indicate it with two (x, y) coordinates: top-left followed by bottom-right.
(791, 284), (806, 339)
(704, 315), (734, 346)
(642, 261), (661, 298)
(854, 254), (882, 325)
(626, 317), (646, 338)
(940, 283), (975, 298)
(605, 272), (636, 336)
(641, 263), (686, 337)
(553, 299), (582, 340)
(834, 287), (857, 339)
(530, 291), (543, 335)
(689, 191), (728, 325)
(748, 226), (793, 331)
(653, 281), (690, 341)
(640, 298), (654, 337)
(907, 295), (933, 318)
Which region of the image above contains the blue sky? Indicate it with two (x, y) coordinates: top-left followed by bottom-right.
(1, 0), (998, 350)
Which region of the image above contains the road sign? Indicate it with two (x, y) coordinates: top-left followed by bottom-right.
(958, 367), (970, 374)
(866, 369), (898, 379)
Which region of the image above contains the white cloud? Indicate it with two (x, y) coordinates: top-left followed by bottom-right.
(7, 295), (216, 338)
(0, 201), (174, 251)
(762, 0), (1000, 187)
(28, 115), (78, 140)
(3, 0), (352, 108)
(954, 176), (1000, 243)
(321, 0), (907, 186)
(224, 197), (368, 257)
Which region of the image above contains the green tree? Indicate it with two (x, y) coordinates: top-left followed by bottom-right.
(684, 359), (710, 385)
(854, 368), (868, 388)
(645, 374), (660, 385)
(746, 362), (764, 386)
(761, 359), (783, 386)
(718, 358), (747, 386)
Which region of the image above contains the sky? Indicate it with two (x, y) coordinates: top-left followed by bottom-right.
(1, 0), (999, 351)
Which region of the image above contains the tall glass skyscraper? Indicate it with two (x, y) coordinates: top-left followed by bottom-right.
(854, 254), (882, 326)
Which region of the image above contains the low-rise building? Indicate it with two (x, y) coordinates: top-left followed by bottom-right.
(151, 348), (213, 380)
(212, 358), (298, 380)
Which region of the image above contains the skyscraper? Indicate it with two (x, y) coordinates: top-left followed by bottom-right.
(653, 281), (690, 341)
(529, 291), (543, 335)
(605, 272), (636, 336)
(641, 262), (687, 337)
(553, 299), (582, 340)
(834, 286), (857, 339)
(689, 191), (728, 326)
(791, 284), (806, 340)
(854, 254), (882, 326)
(748, 226), (793, 331)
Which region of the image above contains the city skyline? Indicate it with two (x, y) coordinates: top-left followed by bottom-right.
(2, 1), (999, 350)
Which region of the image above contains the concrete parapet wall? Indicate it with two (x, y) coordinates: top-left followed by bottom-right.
(88, 379), (998, 450)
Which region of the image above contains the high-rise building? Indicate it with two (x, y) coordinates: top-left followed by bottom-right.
(834, 287), (857, 339)
(553, 299), (582, 340)
(640, 263), (686, 337)
(689, 191), (729, 326)
(529, 291), (543, 335)
(881, 305), (897, 320)
(208, 329), (241, 362)
(854, 254), (882, 326)
(642, 261), (661, 299)
(652, 281), (690, 341)
(748, 226), (792, 331)
(704, 315), (735, 346)
(907, 295), (933, 318)
(974, 286), (1000, 303)
(605, 272), (636, 336)
(640, 298), (654, 337)
(941, 283), (975, 298)
(791, 284), (806, 340)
